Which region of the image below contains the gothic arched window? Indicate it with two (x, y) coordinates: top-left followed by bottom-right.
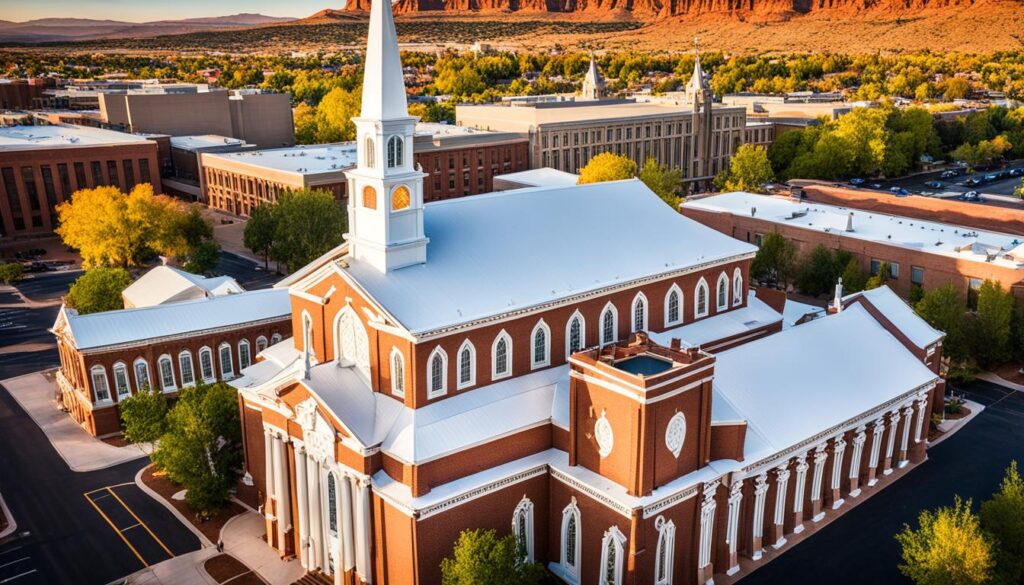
(665, 285), (682, 327)
(492, 331), (512, 380)
(428, 347), (447, 398)
(458, 340), (475, 389)
(632, 293), (647, 332)
(566, 312), (585, 357)
(600, 303), (617, 346)
(387, 135), (404, 168)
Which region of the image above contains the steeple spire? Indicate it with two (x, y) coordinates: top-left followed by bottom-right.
(581, 53), (606, 101)
(360, 0), (408, 121)
(689, 36), (705, 91)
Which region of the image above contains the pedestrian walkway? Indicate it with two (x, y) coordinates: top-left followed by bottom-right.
(978, 371), (1024, 392)
(114, 548), (220, 585)
(1, 371), (147, 472)
(220, 512), (303, 585)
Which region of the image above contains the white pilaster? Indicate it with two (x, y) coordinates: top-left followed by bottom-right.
(898, 405), (914, 467)
(295, 444), (309, 570)
(273, 434), (291, 552)
(772, 465), (790, 549)
(913, 397), (928, 444)
(751, 472), (769, 561)
(884, 409), (900, 475)
(868, 417), (885, 486)
(356, 478), (373, 583)
(810, 444), (828, 522)
(263, 428), (276, 515)
(792, 454), (809, 534)
(849, 428), (867, 497)
(308, 455), (324, 570)
(725, 479), (743, 576)
(697, 480), (719, 584)
(341, 475), (355, 572)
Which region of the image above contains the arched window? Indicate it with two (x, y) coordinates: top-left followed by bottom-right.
(600, 303), (618, 346)
(178, 351), (195, 387)
(492, 331), (512, 380)
(733, 268), (744, 306)
(90, 365), (111, 402)
(327, 473), (338, 535)
(531, 320), (550, 369)
(133, 358), (150, 391)
(654, 516), (676, 585)
(600, 526), (627, 585)
(218, 342), (234, 379)
(158, 354), (176, 392)
(256, 336), (268, 353)
(391, 185), (411, 211)
(362, 185), (377, 210)
(391, 348), (405, 398)
(199, 346), (215, 382)
(336, 307), (371, 381)
(387, 135), (404, 168)
(428, 346), (447, 399)
(513, 497), (535, 562)
(560, 498), (582, 581)
(695, 278), (709, 318)
(665, 284), (682, 327)
(631, 293), (648, 333)
(271, 333), (283, 345)
(112, 362), (131, 400)
(364, 136), (375, 168)
(716, 272), (729, 311)
(457, 340), (476, 389)
(302, 311), (314, 357)
(566, 311), (585, 358)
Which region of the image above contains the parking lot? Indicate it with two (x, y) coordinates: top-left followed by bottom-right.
(852, 161), (1024, 207)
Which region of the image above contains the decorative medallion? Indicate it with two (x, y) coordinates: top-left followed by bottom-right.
(595, 410), (613, 458)
(665, 412), (686, 458)
(296, 398), (335, 463)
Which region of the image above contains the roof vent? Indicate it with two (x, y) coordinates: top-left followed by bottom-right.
(751, 206), (757, 217)
(845, 212), (854, 232)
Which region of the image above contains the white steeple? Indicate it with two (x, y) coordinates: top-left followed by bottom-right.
(685, 36), (709, 97)
(344, 0), (428, 273)
(581, 55), (605, 101)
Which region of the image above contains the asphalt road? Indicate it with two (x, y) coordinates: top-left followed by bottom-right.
(12, 270), (81, 303)
(0, 381), (201, 585)
(214, 251), (280, 291)
(741, 379), (1024, 585)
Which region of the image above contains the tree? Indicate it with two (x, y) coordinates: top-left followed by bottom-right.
(159, 206), (213, 260)
(0, 263), (23, 285)
(270, 189), (347, 273)
(152, 382), (242, 517)
(315, 87), (361, 143)
(716, 144), (775, 193)
(637, 157), (683, 208)
(972, 279), (1014, 367)
(293, 102), (318, 145)
(66, 268), (133, 314)
(796, 245), (837, 297)
(119, 385), (168, 455)
(182, 241), (221, 275)
(439, 529), (544, 585)
(243, 204), (278, 270)
(1015, 178), (1024, 199)
(840, 257), (867, 294)
(750, 232), (797, 289)
(915, 283), (968, 362)
(980, 461), (1024, 585)
(895, 497), (993, 585)
(577, 152), (638, 184)
(865, 261), (891, 290)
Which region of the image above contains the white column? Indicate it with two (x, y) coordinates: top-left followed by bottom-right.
(725, 479), (744, 576)
(830, 437), (847, 509)
(751, 472), (769, 561)
(913, 397), (928, 444)
(308, 455), (324, 570)
(772, 465), (790, 549)
(868, 417), (885, 487)
(295, 444), (310, 570)
(273, 434), (292, 553)
(884, 409), (901, 476)
(334, 473), (345, 585)
(263, 428), (276, 515)
(341, 475), (356, 572)
(849, 428), (867, 497)
(810, 444), (828, 522)
(354, 478), (373, 584)
(697, 480), (719, 584)
(898, 405), (914, 467)
(792, 454), (809, 534)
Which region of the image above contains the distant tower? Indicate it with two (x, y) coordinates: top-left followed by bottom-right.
(684, 38), (714, 188)
(580, 55), (606, 101)
(344, 0), (428, 273)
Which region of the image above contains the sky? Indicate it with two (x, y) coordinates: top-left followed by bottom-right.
(0, 0), (343, 22)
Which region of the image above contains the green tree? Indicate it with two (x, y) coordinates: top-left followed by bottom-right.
(751, 232), (797, 289)
(1015, 178), (1024, 199)
(577, 152), (637, 184)
(980, 461), (1024, 585)
(66, 268), (133, 314)
(0, 263), (23, 285)
(972, 279), (1014, 367)
(152, 382), (242, 517)
(270, 189), (347, 273)
(840, 257), (867, 293)
(243, 204), (278, 270)
(119, 385), (168, 455)
(159, 206), (213, 260)
(637, 157), (683, 208)
(865, 261), (891, 290)
(715, 144), (774, 193)
(182, 241), (221, 275)
(439, 529), (543, 585)
(915, 283), (968, 362)
(797, 245), (837, 297)
(896, 497), (993, 585)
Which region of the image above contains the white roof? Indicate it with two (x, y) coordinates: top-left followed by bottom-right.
(712, 303), (939, 457)
(0, 124), (151, 150)
(845, 285), (943, 349)
(683, 192), (1024, 270)
(205, 143), (357, 175)
(414, 122), (497, 137)
(343, 179), (756, 334)
(648, 291), (782, 348)
(782, 299), (824, 328)
(63, 288), (289, 351)
(495, 167), (580, 188)
(169, 134), (246, 151)
(121, 266), (244, 308)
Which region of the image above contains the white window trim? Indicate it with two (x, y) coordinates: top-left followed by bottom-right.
(112, 361), (131, 400)
(218, 342), (234, 380)
(157, 354), (177, 393)
(530, 319), (551, 370)
(271, 333), (283, 345)
(654, 516), (676, 585)
(390, 347), (406, 398)
(695, 277), (710, 318)
(664, 284), (683, 327)
(301, 310), (314, 356)
(631, 292), (649, 333)
(198, 346), (216, 383)
(178, 351), (195, 388)
(238, 339), (252, 371)
(512, 496), (535, 563)
(599, 525), (627, 585)
(427, 345), (448, 399)
(732, 267), (744, 307)
(456, 339), (476, 390)
(256, 335), (269, 353)
(600, 302), (618, 346)
(716, 272), (729, 311)
(565, 310), (586, 359)
(560, 498), (582, 583)
(133, 358), (151, 391)
(491, 330), (513, 381)
(90, 364), (112, 404)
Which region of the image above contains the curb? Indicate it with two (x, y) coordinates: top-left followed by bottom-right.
(134, 464), (215, 548)
(0, 490), (16, 540)
(930, 398), (985, 448)
(977, 371), (1024, 392)
(218, 514), (270, 585)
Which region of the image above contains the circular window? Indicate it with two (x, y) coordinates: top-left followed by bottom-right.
(665, 412), (686, 458)
(362, 186), (377, 210)
(391, 186), (411, 211)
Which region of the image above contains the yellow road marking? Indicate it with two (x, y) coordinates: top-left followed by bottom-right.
(105, 487), (174, 558)
(83, 492), (148, 568)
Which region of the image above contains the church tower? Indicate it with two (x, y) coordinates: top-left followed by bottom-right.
(580, 55), (606, 101)
(344, 0), (428, 273)
(684, 38), (714, 188)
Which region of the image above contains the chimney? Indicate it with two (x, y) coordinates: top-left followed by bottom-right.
(846, 211), (854, 232)
(833, 277), (844, 313)
(670, 338), (681, 350)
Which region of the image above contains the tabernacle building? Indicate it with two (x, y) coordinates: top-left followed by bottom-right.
(228, 4), (947, 585)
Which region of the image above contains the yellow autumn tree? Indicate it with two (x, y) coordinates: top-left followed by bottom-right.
(577, 152), (638, 184)
(896, 497), (993, 585)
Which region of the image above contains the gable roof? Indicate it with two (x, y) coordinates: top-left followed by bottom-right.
(341, 179), (756, 335)
(844, 285), (944, 350)
(122, 265), (244, 308)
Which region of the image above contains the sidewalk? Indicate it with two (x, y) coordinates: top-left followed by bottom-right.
(978, 371), (1024, 392)
(1, 371), (148, 472)
(221, 512), (303, 585)
(114, 548), (220, 585)
(932, 398), (985, 447)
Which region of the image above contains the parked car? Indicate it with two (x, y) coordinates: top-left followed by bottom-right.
(889, 186), (903, 194)
(1009, 168), (1023, 177)
(985, 174), (998, 182)
(869, 183), (883, 189)
(925, 181), (944, 189)
(849, 178), (866, 186)
(959, 191), (983, 202)
(940, 169), (962, 179)
(963, 177), (981, 186)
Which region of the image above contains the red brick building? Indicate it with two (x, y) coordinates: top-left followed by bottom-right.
(227, 7), (947, 584)
(0, 124), (162, 237)
(681, 191), (1024, 302)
